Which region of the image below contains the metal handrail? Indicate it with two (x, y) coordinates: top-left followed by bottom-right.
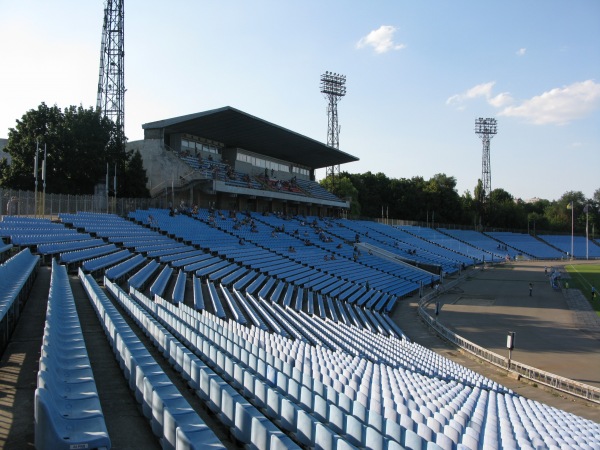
(418, 276), (600, 404)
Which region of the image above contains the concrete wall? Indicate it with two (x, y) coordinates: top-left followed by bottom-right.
(127, 139), (191, 193)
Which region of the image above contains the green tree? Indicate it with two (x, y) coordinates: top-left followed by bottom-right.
(345, 171), (391, 218)
(588, 189), (600, 237)
(122, 150), (150, 198)
(486, 188), (527, 229)
(472, 179), (485, 227)
(320, 174), (360, 216)
(0, 103), (148, 197)
(460, 190), (478, 227)
(423, 173), (462, 224)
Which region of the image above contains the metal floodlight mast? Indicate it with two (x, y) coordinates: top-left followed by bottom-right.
(474, 117), (497, 201)
(321, 71), (346, 183)
(97, 0), (125, 131)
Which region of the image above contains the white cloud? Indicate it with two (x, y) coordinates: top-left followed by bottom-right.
(499, 80), (600, 125)
(356, 25), (406, 54)
(516, 48), (526, 56)
(447, 80), (600, 124)
(446, 81), (497, 106)
(489, 92), (514, 108)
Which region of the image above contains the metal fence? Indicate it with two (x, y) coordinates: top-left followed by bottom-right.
(0, 188), (164, 219)
(418, 279), (600, 404)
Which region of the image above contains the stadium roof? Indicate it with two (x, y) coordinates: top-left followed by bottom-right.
(142, 106), (359, 169)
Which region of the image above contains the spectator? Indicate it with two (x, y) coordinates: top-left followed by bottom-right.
(147, 214), (156, 228)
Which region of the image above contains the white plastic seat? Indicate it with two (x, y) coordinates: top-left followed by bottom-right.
(34, 388), (111, 450)
(296, 409), (316, 447)
(403, 429), (425, 450)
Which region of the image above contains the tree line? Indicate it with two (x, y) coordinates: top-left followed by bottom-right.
(321, 171), (599, 235)
(0, 103), (149, 198)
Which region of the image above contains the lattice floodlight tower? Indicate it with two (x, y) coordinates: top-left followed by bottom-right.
(97, 0), (125, 131)
(320, 72), (346, 183)
(474, 117), (497, 201)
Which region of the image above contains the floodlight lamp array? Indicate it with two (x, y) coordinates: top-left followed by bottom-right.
(474, 117), (497, 137)
(321, 71), (347, 97)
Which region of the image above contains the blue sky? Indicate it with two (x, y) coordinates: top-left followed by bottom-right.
(1, 0), (599, 202)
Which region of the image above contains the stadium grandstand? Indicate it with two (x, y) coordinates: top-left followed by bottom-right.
(2, 203), (600, 449)
(127, 106), (359, 217)
(2, 105), (600, 450)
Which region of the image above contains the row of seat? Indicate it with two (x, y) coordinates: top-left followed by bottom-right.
(128, 259), (161, 291)
(147, 289), (600, 450)
(485, 231), (562, 259)
(128, 210), (400, 302)
(80, 269), (226, 450)
(539, 234), (600, 258)
(177, 154), (342, 202)
(106, 278), (300, 450)
(140, 290), (461, 450)
(0, 248), (39, 352)
(81, 248), (132, 274)
(0, 237), (13, 262)
(132, 285), (372, 450)
(105, 253), (147, 283)
(347, 221), (471, 272)
(436, 229), (510, 262)
(35, 260), (110, 450)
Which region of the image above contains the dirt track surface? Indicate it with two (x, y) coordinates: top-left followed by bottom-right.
(394, 260), (600, 423)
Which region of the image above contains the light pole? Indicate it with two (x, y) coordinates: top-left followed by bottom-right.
(569, 201), (574, 259)
(321, 71), (346, 188)
(474, 118), (498, 206)
(41, 143), (47, 218)
(33, 141), (47, 218)
(113, 163), (117, 214)
(34, 141), (39, 218)
(584, 204), (590, 260)
(106, 162), (109, 213)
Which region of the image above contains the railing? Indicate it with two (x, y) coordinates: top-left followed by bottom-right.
(357, 241), (436, 276)
(418, 278), (600, 404)
(148, 168), (209, 198)
(1, 187), (161, 218)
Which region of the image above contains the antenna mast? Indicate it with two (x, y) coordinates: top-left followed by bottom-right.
(97, 0), (125, 130)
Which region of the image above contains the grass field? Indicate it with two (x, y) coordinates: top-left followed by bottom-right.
(565, 263), (600, 315)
